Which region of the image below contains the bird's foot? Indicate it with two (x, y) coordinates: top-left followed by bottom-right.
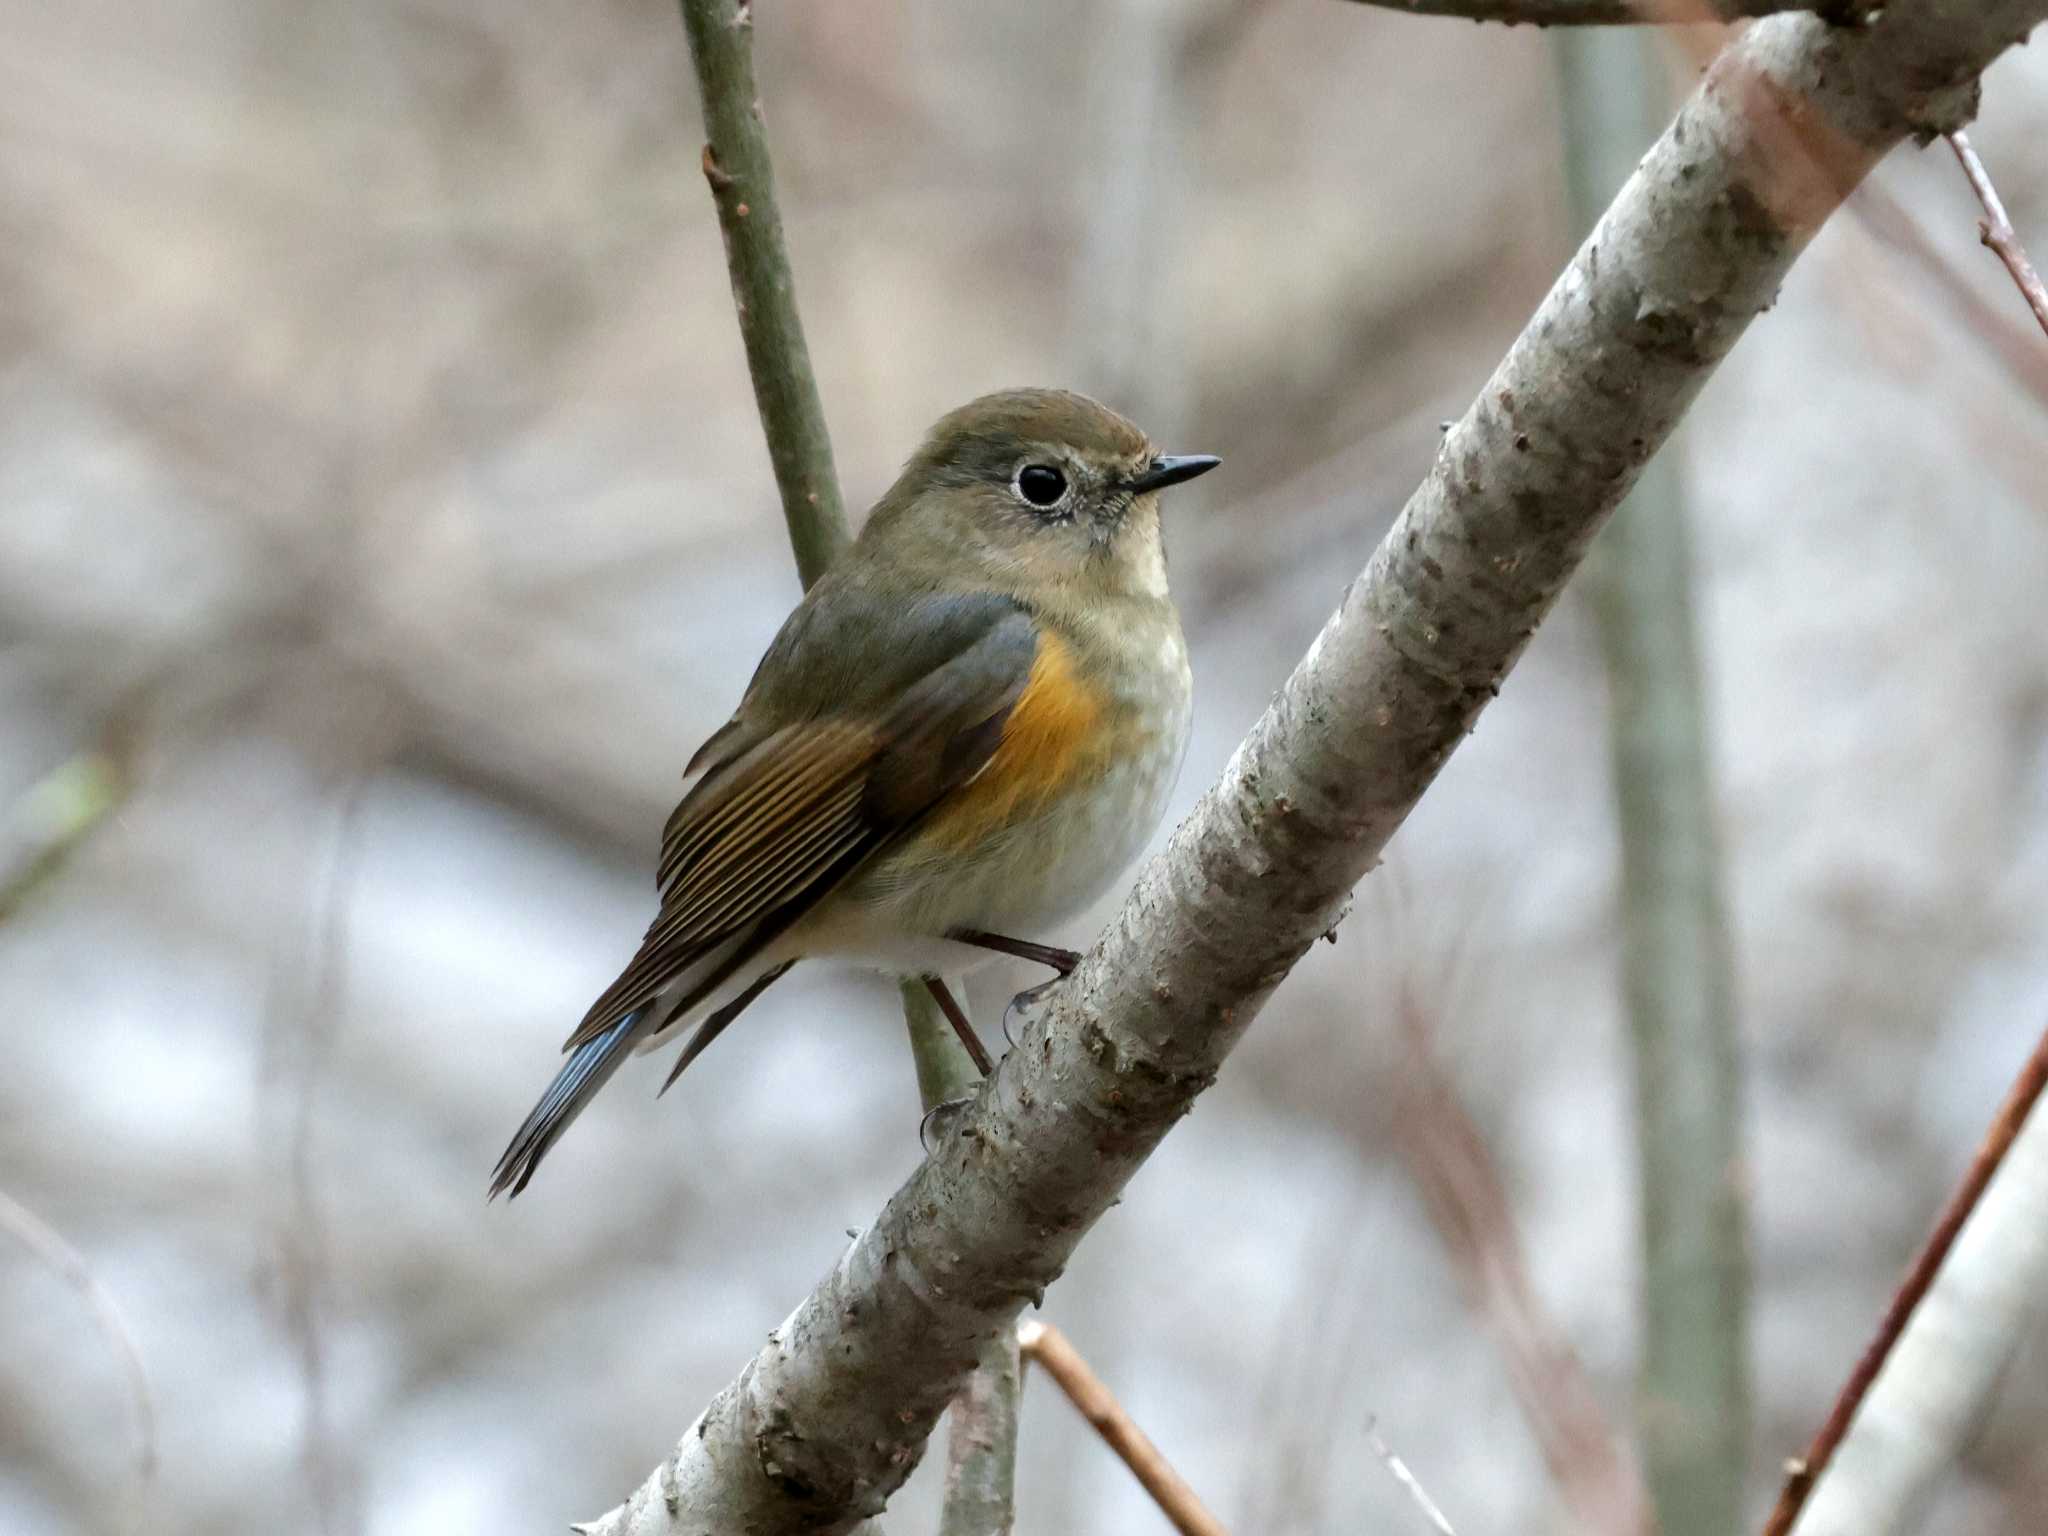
(1002, 975), (1066, 1046)
(919, 1095), (977, 1153)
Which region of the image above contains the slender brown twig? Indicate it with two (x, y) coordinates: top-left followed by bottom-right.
(1945, 130), (2048, 343)
(1017, 1320), (1230, 1536)
(678, 0), (849, 587)
(0, 1187), (159, 1533)
(1759, 1018), (2048, 1536)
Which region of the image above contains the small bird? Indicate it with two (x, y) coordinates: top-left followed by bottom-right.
(490, 389), (1217, 1197)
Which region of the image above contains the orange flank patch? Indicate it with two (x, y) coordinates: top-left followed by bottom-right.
(920, 630), (1114, 851)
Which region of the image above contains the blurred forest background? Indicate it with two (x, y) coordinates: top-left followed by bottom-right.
(4, 0), (2048, 1532)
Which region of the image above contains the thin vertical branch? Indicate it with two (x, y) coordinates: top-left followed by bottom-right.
(902, 979), (1023, 1536)
(1760, 1020), (2048, 1536)
(259, 763), (376, 1536)
(678, 0), (849, 587)
(676, 3), (1013, 1523)
(1945, 130), (2048, 343)
(1553, 29), (1752, 1536)
(939, 1323), (1022, 1536)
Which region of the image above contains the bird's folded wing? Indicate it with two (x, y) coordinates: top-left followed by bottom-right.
(565, 599), (1038, 1049)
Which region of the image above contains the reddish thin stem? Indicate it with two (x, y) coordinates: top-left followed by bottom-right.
(1018, 1320), (1230, 1536)
(1946, 130), (2048, 342)
(1759, 1019), (2048, 1536)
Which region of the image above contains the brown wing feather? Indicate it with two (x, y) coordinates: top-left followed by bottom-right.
(564, 602), (1042, 1052)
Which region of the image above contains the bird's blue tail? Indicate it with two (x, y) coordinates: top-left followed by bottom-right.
(488, 1007), (646, 1200)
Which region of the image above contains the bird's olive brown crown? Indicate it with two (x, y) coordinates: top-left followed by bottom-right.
(912, 388), (1155, 524)
(859, 389), (1205, 594)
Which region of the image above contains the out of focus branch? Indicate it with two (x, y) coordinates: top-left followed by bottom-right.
(1017, 1321), (1228, 1536)
(678, 0), (848, 588)
(1760, 1018), (2048, 1536)
(1341, 0), (1854, 25)
(1366, 1418), (1460, 1536)
(1552, 29), (1751, 1536)
(1945, 130), (2048, 342)
(579, 3), (2048, 1530)
(0, 1187), (158, 1534)
(0, 749), (131, 924)
(1392, 992), (1650, 1535)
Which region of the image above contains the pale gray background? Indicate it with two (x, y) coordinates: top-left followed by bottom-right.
(3, 2), (2047, 1532)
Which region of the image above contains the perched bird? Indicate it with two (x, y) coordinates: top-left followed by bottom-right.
(490, 389), (1217, 1197)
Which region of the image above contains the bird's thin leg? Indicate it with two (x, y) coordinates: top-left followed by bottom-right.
(922, 975), (994, 1078)
(949, 928), (1082, 976)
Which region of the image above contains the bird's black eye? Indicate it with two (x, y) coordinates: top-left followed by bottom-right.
(1015, 463), (1068, 508)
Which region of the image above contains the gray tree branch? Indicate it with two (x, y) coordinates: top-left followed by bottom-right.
(1341, 0), (1857, 26)
(580, 2), (2047, 1530)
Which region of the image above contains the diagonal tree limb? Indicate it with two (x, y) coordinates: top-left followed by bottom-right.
(1340, 0), (1860, 26)
(579, 3), (2048, 1530)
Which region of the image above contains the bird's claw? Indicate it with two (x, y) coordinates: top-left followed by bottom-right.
(919, 1094), (976, 1153)
(1002, 976), (1064, 1046)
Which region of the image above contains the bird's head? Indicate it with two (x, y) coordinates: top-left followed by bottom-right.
(865, 388), (1219, 601)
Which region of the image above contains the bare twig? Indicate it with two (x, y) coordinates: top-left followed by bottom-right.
(1393, 991), (1651, 1535)
(1850, 177), (2048, 414)
(1759, 1017), (2048, 1536)
(577, 4), (2048, 1529)
(1793, 1068), (2048, 1534)
(1017, 1320), (1229, 1536)
(1945, 130), (2048, 342)
(1340, 0), (1858, 25)
(1366, 1417), (1459, 1536)
(0, 1186), (159, 1533)
(678, 0), (848, 587)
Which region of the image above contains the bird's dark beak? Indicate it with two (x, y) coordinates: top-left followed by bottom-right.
(1126, 454), (1221, 495)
